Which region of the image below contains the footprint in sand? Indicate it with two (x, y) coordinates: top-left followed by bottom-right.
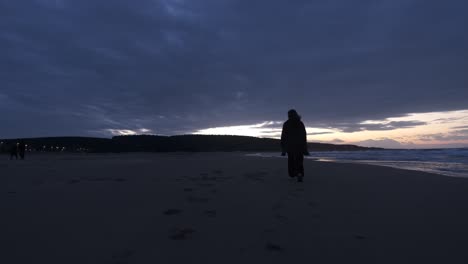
(77, 177), (127, 183)
(202, 175), (218, 182)
(311, 213), (321, 219)
(32, 179), (45, 186)
(186, 195), (210, 203)
(265, 242), (284, 252)
(188, 176), (199, 182)
(163, 209), (182, 216)
(169, 228), (196, 240)
(354, 234), (367, 240)
(89, 177), (112, 182)
(198, 183), (215, 188)
(191, 174), (218, 182)
(111, 249), (135, 264)
(271, 203), (283, 211)
(68, 179), (81, 184)
(204, 210), (217, 218)
(287, 191), (301, 198)
(261, 228), (276, 235)
(113, 178), (127, 182)
(274, 214), (288, 222)
(244, 171), (268, 182)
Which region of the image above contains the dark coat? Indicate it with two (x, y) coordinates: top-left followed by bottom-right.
(9, 144), (18, 155)
(18, 142), (26, 152)
(281, 117), (307, 153)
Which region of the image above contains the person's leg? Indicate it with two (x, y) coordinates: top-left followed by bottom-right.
(298, 153), (304, 176)
(296, 152), (304, 182)
(287, 152), (296, 177)
(292, 152), (302, 178)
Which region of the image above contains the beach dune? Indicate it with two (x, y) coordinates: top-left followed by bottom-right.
(1, 153), (468, 264)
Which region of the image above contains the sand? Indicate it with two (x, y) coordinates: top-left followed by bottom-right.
(1, 152), (468, 264)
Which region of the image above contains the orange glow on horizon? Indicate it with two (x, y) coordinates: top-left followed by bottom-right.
(193, 110), (468, 149)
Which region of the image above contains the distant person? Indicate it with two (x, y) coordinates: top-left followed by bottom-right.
(281, 109), (309, 182)
(18, 140), (26, 160)
(9, 143), (18, 160)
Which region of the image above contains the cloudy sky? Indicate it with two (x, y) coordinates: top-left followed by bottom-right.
(1, 0), (467, 148)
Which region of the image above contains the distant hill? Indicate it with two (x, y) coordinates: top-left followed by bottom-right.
(0, 135), (381, 153)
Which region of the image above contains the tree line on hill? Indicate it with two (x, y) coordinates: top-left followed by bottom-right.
(0, 135), (381, 153)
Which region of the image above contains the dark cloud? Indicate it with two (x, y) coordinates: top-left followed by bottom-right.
(257, 121), (284, 129)
(434, 117), (468, 124)
(314, 138), (345, 144)
(1, 0), (467, 138)
(331, 138), (345, 143)
(418, 129), (468, 142)
(356, 138), (405, 149)
(453, 125), (468, 130)
(308, 131), (334, 136)
(334, 120), (427, 133)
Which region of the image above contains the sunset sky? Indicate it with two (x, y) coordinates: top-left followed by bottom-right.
(1, 0), (467, 148)
(195, 110), (468, 148)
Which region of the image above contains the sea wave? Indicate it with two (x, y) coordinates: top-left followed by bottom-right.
(246, 149), (468, 178)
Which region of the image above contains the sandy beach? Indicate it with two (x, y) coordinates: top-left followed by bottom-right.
(1, 153), (468, 264)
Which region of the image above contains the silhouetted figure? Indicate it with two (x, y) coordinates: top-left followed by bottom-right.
(281, 109), (309, 182)
(18, 140), (26, 160)
(9, 143), (18, 160)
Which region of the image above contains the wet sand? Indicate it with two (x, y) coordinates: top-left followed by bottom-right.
(1, 153), (468, 264)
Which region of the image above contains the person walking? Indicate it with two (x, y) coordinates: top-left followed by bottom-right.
(18, 140), (26, 160)
(281, 109), (309, 182)
(9, 143), (18, 160)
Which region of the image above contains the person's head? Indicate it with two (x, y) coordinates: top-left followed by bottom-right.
(288, 109), (301, 120)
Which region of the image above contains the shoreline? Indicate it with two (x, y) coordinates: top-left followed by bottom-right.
(5, 150), (467, 178)
(246, 151), (468, 178)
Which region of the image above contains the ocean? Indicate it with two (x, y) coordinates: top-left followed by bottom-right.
(247, 148), (468, 178)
